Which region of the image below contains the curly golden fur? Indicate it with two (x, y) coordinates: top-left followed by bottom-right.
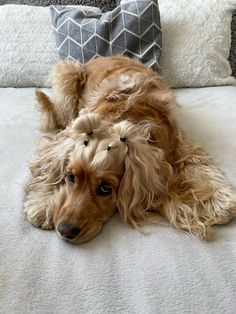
(24, 56), (236, 243)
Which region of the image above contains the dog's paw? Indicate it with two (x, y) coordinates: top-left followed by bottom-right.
(24, 190), (54, 230)
(25, 206), (54, 230)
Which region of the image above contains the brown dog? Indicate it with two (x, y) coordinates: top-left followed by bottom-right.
(24, 56), (236, 243)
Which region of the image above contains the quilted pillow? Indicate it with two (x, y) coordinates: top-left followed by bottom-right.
(159, 0), (236, 88)
(50, 0), (162, 73)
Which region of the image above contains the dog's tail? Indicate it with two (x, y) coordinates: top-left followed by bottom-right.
(36, 60), (87, 132)
(35, 90), (60, 132)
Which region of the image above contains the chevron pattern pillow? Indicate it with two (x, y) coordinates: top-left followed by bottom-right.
(50, 0), (162, 72)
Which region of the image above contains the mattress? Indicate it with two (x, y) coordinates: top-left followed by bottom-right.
(1, 86), (236, 314)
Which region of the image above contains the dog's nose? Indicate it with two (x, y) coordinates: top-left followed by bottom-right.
(57, 223), (81, 240)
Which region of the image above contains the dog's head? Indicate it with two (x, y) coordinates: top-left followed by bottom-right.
(29, 112), (170, 243)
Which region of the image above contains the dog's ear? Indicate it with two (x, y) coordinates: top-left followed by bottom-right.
(26, 129), (76, 191)
(114, 121), (172, 228)
(117, 144), (171, 228)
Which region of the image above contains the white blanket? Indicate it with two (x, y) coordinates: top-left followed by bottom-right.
(1, 86), (236, 314)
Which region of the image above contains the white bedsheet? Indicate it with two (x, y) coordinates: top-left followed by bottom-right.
(0, 86), (236, 314)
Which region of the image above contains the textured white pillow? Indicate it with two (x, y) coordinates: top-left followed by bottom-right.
(0, 5), (58, 87)
(0, 5), (101, 87)
(159, 0), (236, 88)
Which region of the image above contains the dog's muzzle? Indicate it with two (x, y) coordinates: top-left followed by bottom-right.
(57, 223), (81, 240)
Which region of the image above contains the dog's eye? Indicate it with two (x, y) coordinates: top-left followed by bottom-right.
(67, 174), (76, 184)
(97, 182), (112, 196)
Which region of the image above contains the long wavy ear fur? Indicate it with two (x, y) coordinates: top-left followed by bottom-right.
(26, 130), (76, 191)
(114, 121), (172, 228)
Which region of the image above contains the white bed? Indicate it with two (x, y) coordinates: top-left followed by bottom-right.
(1, 86), (236, 314)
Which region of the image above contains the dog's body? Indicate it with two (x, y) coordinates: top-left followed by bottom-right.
(24, 56), (236, 243)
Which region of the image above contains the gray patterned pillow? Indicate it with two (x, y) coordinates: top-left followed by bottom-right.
(6, 0), (117, 11)
(229, 11), (236, 78)
(50, 0), (162, 73)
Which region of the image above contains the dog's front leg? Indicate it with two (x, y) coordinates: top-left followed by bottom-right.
(24, 183), (68, 230)
(24, 186), (57, 230)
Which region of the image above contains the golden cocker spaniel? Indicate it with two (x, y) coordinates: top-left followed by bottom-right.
(24, 56), (236, 243)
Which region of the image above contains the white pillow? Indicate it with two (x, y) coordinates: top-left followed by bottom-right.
(159, 0), (236, 88)
(0, 5), (101, 87)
